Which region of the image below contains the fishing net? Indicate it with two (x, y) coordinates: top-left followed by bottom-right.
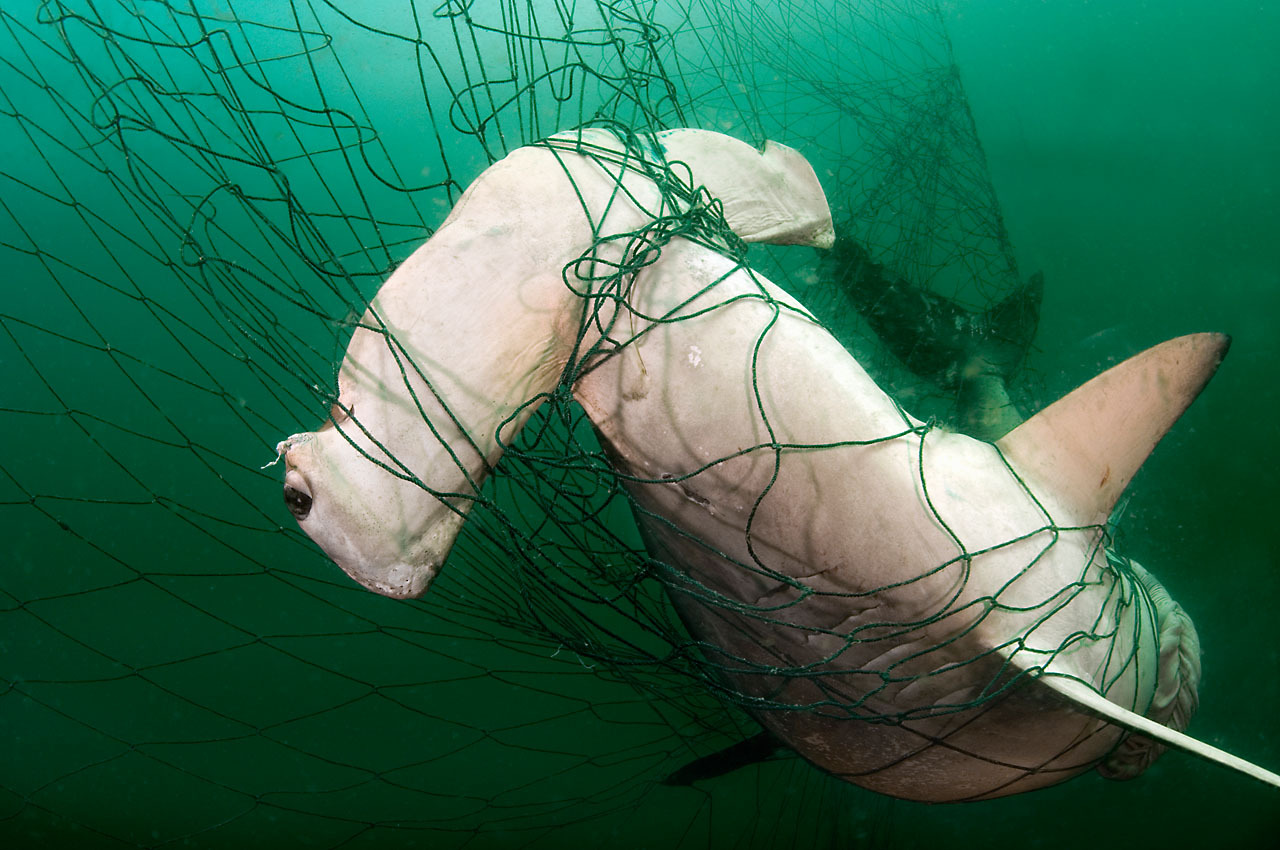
(0, 0), (1141, 847)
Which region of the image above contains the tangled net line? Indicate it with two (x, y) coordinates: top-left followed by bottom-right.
(0, 1), (1063, 847)
(496, 125), (1143, 722)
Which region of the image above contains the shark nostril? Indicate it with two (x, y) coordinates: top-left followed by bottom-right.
(283, 483), (313, 520)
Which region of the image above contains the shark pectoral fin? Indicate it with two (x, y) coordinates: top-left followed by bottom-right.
(656, 129), (835, 249)
(1033, 670), (1280, 790)
(995, 333), (1230, 526)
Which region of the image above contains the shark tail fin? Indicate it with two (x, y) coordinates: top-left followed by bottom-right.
(1029, 667), (1280, 790)
(996, 333), (1230, 527)
(655, 129), (835, 249)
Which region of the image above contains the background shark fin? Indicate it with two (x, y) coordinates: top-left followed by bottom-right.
(981, 270), (1044, 378)
(995, 332), (1230, 526)
(656, 129), (835, 248)
(660, 730), (784, 786)
(1033, 669), (1280, 790)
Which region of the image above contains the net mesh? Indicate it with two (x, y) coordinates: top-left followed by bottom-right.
(0, 0), (1151, 847)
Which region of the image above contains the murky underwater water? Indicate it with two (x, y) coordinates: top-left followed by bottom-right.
(1, 1), (1277, 847)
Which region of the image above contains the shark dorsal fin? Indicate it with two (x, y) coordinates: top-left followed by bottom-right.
(996, 333), (1230, 526)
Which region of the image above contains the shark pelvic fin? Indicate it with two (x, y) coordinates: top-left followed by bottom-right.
(1031, 668), (1280, 790)
(995, 332), (1230, 526)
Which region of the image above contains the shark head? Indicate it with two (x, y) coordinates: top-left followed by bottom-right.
(278, 327), (477, 599)
(276, 127), (835, 600)
(280, 430), (462, 600)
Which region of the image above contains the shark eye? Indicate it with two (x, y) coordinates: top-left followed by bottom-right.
(284, 482), (313, 520)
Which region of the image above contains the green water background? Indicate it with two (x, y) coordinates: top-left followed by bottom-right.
(2, 0), (1278, 847)
(945, 2), (1280, 844)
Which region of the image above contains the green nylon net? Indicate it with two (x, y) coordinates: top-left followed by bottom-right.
(1, 1), (1251, 848)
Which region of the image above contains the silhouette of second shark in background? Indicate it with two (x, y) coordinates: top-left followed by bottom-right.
(824, 234), (1044, 441)
(663, 232), (1185, 790)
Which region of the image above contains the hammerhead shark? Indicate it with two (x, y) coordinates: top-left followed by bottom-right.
(275, 127), (1279, 801)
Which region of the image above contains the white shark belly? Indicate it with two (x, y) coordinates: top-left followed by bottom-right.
(575, 238), (1159, 801)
